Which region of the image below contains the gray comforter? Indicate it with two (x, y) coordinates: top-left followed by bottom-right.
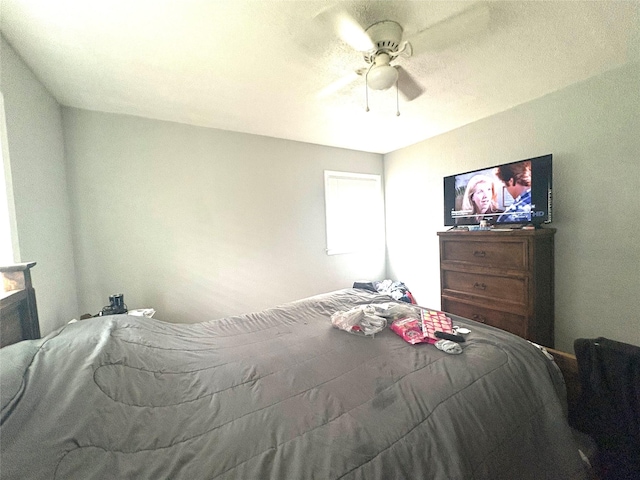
(1, 289), (587, 479)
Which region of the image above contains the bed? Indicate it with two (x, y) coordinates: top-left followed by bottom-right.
(0, 288), (588, 479)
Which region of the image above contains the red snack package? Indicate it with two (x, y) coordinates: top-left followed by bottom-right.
(420, 310), (453, 344)
(390, 317), (427, 345)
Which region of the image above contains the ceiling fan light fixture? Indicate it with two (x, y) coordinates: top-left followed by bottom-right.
(367, 64), (398, 90)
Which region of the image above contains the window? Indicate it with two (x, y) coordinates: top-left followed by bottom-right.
(324, 170), (385, 255)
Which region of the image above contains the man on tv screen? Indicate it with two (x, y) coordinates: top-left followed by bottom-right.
(495, 161), (531, 223)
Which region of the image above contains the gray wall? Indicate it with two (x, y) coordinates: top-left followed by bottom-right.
(384, 61), (640, 352)
(62, 108), (385, 321)
(0, 36), (79, 335)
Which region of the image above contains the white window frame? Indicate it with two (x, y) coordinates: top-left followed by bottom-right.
(0, 93), (18, 265)
(324, 170), (385, 255)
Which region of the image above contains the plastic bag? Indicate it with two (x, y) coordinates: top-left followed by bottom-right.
(331, 305), (387, 337)
(374, 303), (421, 321)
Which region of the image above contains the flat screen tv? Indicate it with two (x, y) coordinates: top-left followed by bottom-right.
(443, 154), (552, 227)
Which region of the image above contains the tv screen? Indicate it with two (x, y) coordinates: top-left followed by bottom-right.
(443, 154), (552, 226)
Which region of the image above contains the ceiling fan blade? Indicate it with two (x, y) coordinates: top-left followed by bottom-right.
(314, 4), (374, 52)
(396, 66), (424, 102)
(318, 71), (361, 99)
(408, 3), (490, 55)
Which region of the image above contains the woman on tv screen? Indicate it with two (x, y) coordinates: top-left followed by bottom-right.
(460, 174), (502, 223)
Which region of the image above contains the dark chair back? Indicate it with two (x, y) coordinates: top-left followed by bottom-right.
(574, 337), (640, 480)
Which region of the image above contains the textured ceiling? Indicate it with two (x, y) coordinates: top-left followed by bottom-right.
(1, 1), (638, 154)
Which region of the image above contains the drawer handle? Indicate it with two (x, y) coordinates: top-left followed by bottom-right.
(472, 314), (487, 323)
(473, 282), (487, 290)
(473, 250), (486, 257)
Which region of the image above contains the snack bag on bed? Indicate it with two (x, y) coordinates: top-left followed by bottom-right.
(390, 317), (427, 344)
(420, 310), (453, 344)
(390, 310), (454, 345)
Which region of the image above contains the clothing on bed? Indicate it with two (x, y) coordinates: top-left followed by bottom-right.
(352, 280), (416, 303)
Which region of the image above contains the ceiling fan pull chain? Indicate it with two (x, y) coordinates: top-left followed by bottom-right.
(364, 63), (375, 112)
(396, 77), (400, 116)
(365, 83), (370, 112)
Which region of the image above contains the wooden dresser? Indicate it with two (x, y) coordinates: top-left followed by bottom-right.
(438, 229), (555, 347)
(1, 262), (41, 348)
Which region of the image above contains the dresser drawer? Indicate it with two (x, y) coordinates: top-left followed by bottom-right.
(442, 298), (527, 338)
(441, 239), (528, 270)
(442, 270), (526, 304)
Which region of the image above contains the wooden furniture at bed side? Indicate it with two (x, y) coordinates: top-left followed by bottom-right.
(438, 228), (555, 347)
(0, 262), (40, 348)
(546, 347), (581, 416)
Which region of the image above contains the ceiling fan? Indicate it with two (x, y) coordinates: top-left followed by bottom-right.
(315, 3), (491, 111)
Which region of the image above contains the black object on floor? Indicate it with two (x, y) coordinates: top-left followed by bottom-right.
(573, 337), (640, 480)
